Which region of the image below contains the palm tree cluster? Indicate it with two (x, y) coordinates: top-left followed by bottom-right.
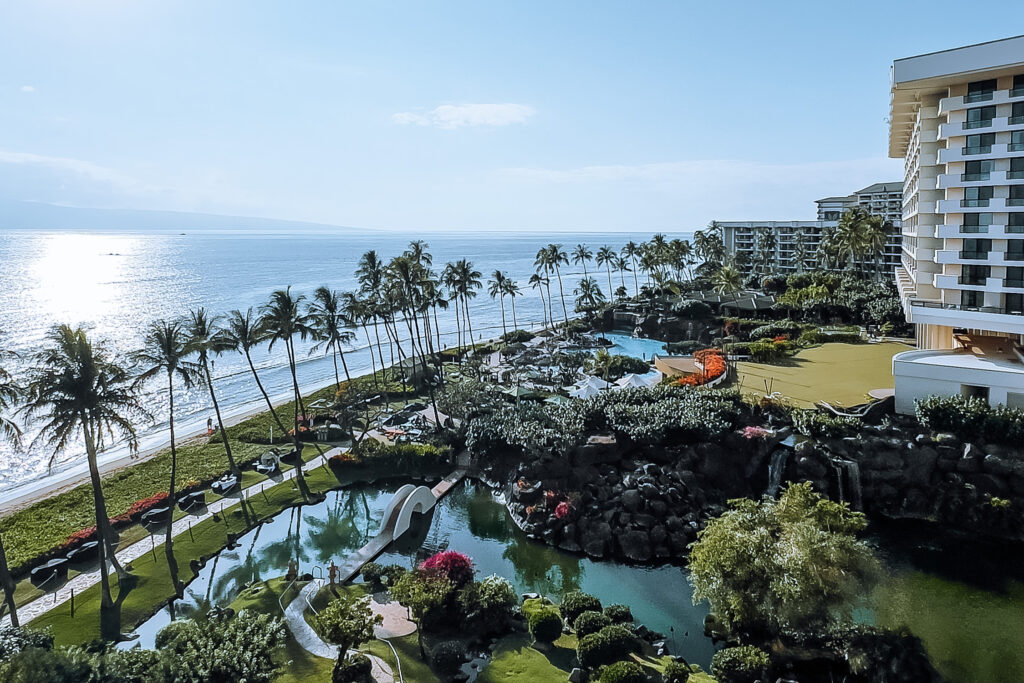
(817, 208), (891, 279)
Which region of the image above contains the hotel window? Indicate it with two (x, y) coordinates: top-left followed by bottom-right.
(1014, 75), (1024, 97)
(1006, 266), (1024, 287)
(963, 160), (993, 181)
(1012, 102), (1024, 125)
(1010, 212), (1024, 231)
(1011, 131), (1024, 152)
(964, 106), (996, 129)
(1010, 158), (1024, 179)
(962, 238), (991, 259)
(1007, 293), (1024, 314)
(1010, 186), (1024, 207)
(962, 290), (984, 307)
(962, 186), (993, 207)
(1008, 240), (1024, 261)
(966, 79), (997, 102)
(960, 264), (990, 285)
(965, 133), (995, 154)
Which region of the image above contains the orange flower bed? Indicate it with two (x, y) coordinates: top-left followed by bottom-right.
(675, 348), (726, 387)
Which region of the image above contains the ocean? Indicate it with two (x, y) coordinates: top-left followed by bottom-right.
(0, 229), (690, 492)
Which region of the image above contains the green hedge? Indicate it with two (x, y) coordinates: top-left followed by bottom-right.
(348, 439), (451, 473)
(916, 394), (1024, 445)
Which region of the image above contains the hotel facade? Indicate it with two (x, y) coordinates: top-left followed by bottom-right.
(889, 35), (1024, 413)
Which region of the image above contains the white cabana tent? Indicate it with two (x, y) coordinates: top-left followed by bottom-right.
(576, 375), (615, 391)
(615, 372), (662, 389)
(568, 383), (602, 399)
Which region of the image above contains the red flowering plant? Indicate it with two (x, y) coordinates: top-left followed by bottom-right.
(124, 492), (170, 520)
(742, 426), (771, 440)
(772, 335), (789, 343)
(419, 550), (474, 587)
(554, 501), (572, 520)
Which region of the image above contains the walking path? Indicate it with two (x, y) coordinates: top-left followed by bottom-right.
(2, 452), (334, 628)
(282, 579), (394, 683)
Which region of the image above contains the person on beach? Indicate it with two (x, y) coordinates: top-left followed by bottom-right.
(207, 416), (213, 435)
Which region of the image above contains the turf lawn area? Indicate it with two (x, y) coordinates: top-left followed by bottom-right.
(477, 632), (579, 683)
(735, 341), (912, 408)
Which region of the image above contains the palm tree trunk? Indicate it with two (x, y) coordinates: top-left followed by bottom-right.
(331, 349), (341, 391)
(510, 295), (518, 330)
(203, 357), (238, 476)
(242, 349), (289, 439)
(605, 265), (613, 298)
(499, 294), (507, 339)
(545, 280), (555, 330)
(432, 304), (442, 353)
(165, 373), (183, 598)
(463, 295), (476, 350)
(0, 535), (18, 627)
(361, 324), (379, 390)
(338, 345), (352, 384)
(554, 267), (569, 327)
(630, 255), (639, 296)
(81, 420), (119, 610)
(284, 339), (309, 496)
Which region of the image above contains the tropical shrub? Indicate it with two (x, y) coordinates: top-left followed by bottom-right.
(690, 482), (880, 636)
(0, 625), (54, 663)
(502, 330), (535, 343)
(360, 562), (384, 586)
(710, 646), (770, 683)
(457, 575), (518, 635)
(156, 611), (287, 683)
(380, 564), (407, 586)
(576, 625), (639, 669)
(662, 660), (694, 683)
(600, 625), (639, 660)
(600, 660), (645, 683)
(528, 607), (563, 645)
(789, 409), (860, 439)
(561, 590), (603, 623)
(749, 321), (801, 341)
(124, 492), (170, 520)
(420, 551), (474, 587)
(389, 570), (455, 632)
(573, 610), (611, 638)
(671, 300), (713, 319)
(603, 604), (633, 624)
(915, 394), (1024, 445)
(313, 593), (382, 653)
(429, 640), (467, 675)
(351, 439), (451, 473)
(333, 652), (372, 683)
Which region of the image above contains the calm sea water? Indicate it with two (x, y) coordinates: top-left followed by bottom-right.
(0, 229), (689, 490)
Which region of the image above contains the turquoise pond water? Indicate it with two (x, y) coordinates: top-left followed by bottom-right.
(120, 481), (1024, 682)
(602, 332), (667, 360)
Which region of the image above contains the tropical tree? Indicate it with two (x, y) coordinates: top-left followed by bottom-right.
(223, 308), (291, 444)
(134, 318), (203, 598)
(308, 287), (356, 390)
(791, 229), (809, 273)
(614, 255), (631, 294)
(451, 259), (482, 350)
(689, 482), (880, 636)
(754, 227), (778, 278)
(502, 278), (522, 330)
(622, 241), (641, 296)
(571, 243), (593, 277)
(574, 277), (606, 318)
(595, 246), (617, 297)
(21, 325), (147, 614)
(0, 341), (22, 626)
(260, 288), (314, 496)
(185, 308), (239, 476)
(528, 273), (550, 330)
(487, 270), (510, 339)
(712, 264), (743, 296)
(541, 244), (570, 329)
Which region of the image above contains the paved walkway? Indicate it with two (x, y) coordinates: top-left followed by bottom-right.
(3, 451), (337, 628)
(282, 579), (394, 683)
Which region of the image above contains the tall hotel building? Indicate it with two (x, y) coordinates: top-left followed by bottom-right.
(889, 36), (1024, 412)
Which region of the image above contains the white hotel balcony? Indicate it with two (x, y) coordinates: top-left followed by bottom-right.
(937, 197), (1024, 213)
(933, 275), (1024, 294)
(905, 300), (1024, 335)
(935, 250), (1024, 265)
(938, 143), (1024, 164)
(938, 116), (1024, 141)
(938, 87), (1024, 115)
(936, 223), (1024, 239)
(938, 170), (1024, 189)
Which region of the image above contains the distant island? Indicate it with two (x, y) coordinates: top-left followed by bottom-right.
(0, 200), (376, 234)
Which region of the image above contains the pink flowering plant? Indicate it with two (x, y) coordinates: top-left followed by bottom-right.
(742, 426), (771, 440)
(419, 550), (474, 587)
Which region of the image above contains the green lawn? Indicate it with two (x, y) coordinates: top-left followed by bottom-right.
(735, 342), (911, 408)
(477, 632), (578, 683)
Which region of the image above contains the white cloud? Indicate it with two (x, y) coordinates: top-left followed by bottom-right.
(392, 103), (535, 129)
(20, 85), (35, 93)
(0, 148), (146, 192)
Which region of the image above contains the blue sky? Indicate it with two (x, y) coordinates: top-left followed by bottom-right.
(2, 1), (1024, 232)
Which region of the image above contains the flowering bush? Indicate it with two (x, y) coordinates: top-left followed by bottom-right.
(554, 501), (572, 520)
(544, 490), (560, 505)
(420, 550), (474, 587)
(772, 334), (789, 343)
(62, 526), (98, 548)
(125, 492), (170, 520)
(742, 426), (771, 440)
(676, 349), (726, 387)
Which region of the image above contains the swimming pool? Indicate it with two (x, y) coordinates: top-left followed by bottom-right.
(602, 332), (667, 360)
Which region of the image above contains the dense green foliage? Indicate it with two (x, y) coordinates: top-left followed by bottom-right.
(389, 570), (455, 632)
(429, 640), (467, 675)
(313, 592), (382, 654)
(573, 610), (611, 638)
(915, 394), (1024, 445)
(560, 590), (603, 623)
(599, 660), (646, 683)
(603, 604), (633, 624)
(332, 651), (372, 683)
(689, 482), (880, 636)
(710, 645), (770, 683)
(360, 561), (384, 586)
(589, 350), (652, 381)
(662, 660), (694, 683)
(456, 575), (518, 636)
(789, 409), (861, 439)
(773, 273), (909, 334)
(466, 386), (743, 456)
(349, 438), (452, 473)
(575, 624), (639, 669)
(501, 330), (536, 343)
(527, 605), (563, 644)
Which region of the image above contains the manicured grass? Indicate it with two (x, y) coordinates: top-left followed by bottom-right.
(364, 633), (439, 683)
(735, 342), (912, 408)
(477, 632), (578, 683)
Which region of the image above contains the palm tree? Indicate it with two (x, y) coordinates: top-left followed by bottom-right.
(451, 259), (482, 349)
(595, 246), (617, 298)
(502, 278), (522, 330)
(21, 325), (147, 614)
(614, 255), (631, 294)
(185, 309), (239, 477)
(622, 241), (640, 297)
(712, 264), (743, 296)
(571, 244), (593, 278)
(487, 270), (509, 339)
(223, 308), (291, 443)
(260, 288), (314, 496)
(0, 341), (22, 626)
(309, 287), (355, 390)
(542, 244), (570, 329)
(574, 277), (605, 318)
(342, 292), (379, 390)
(528, 273), (549, 330)
(791, 229), (809, 273)
(133, 318), (202, 598)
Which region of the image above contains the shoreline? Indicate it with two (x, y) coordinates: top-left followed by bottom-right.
(0, 323), (536, 518)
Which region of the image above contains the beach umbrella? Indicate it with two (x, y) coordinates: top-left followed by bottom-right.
(578, 375), (615, 391)
(545, 394), (570, 405)
(615, 372), (662, 389)
(569, 383), (601, 399)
